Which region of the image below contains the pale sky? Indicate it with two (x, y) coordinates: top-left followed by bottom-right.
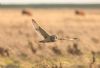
(0, 0), (100, 4)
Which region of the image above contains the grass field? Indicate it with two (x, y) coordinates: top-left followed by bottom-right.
(0, 8), (100, 68)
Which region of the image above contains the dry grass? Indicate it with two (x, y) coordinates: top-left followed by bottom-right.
(0, 8), (100, 68)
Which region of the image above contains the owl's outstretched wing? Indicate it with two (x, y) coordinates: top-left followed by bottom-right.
(32, 19), (50, 39)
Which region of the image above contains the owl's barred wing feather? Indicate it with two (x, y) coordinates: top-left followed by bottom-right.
(32, 19), (50, 39)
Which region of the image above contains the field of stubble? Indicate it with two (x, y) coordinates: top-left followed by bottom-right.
(0, 8), (100, 68)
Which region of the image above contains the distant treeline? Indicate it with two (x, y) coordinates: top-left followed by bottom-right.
(0, 4), (100, 8)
